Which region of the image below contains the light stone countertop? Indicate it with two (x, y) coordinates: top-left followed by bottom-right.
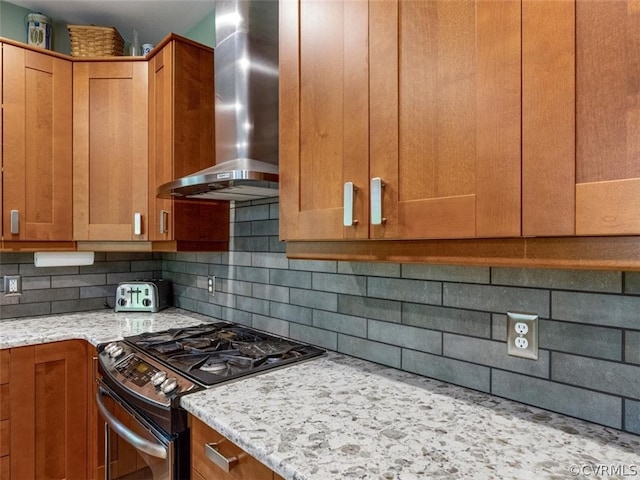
(0, 307), (211, 348)
(181, 353), (640, 480)
(2, 310), (639, 479)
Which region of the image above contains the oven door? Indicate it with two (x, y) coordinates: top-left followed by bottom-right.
(96, 385), (174, 480)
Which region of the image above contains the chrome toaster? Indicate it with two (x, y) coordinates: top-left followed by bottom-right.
(114, 280), (172, 313)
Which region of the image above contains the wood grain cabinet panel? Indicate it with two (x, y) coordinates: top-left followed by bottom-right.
(280, 0), (521, 241)
(73, 60), (149, 241)
(148, 35), (230, 251)
(523, 0), (640, 236)
(9, 340), (88, 480)
(0, 348), (8, 479)
(2, 42), (73, 241)
(190, 415), (280, 480)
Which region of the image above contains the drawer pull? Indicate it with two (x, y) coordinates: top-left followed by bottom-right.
(204, 441), (238, 473)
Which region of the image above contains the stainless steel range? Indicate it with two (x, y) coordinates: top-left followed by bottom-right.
(96, 322), (324, 480)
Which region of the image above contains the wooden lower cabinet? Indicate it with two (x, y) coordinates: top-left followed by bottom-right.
(9, 340), (88, 480)
(190, 414), (283, 480)
(0, 350), (9, 480)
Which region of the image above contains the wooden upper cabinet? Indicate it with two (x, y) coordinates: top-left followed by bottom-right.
(371, 0), (521, 240)
(73, 60), (149, 241)
(280, 0), (370, 241)
(148, 36), (230, 251)
(2, 43), (73, 240)
(280, 0), (521, 241)
(523, 0), (640, 236)
(575, 0), (640, 235)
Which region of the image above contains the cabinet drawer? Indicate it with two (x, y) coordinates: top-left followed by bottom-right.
(190, 415), (276, 480)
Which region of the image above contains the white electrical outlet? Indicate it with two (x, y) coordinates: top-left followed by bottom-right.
(507, 312), (538, 360)
(207, 276), (215, 295)
(3, 274), (22, 295)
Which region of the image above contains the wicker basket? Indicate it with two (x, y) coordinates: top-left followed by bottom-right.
(67, 25), (124, 57)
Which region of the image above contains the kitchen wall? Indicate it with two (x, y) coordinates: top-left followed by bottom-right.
(0, 252), (161, 318)
(163, 198), (640, 436)
(0, 0), (71, 54)
(2, 198), (640, 436)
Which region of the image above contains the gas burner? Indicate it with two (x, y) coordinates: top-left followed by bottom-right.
(120, 321), (325, 387)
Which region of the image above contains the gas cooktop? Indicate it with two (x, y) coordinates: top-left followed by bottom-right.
(125, 322), (324, 387)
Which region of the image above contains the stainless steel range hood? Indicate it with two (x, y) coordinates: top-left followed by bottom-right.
(157, 0), (279, 201)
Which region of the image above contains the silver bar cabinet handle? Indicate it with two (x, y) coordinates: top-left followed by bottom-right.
(10, 210), (19, 234)
(134, 212), (142, 235)
(205, 442), (238, 473)
(159, 210), (168, 234)
(370, 177), (385, 225)
(343, 182), (358, 226)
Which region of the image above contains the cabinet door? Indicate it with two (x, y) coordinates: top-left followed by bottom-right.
(2, 43), (73, 240)
(10, 341), (88, 480)
(0, 350), (8, 480)
(370, 0), (521, 239)
(574, 0), (640, 235)
(523, 0), (640, 236)
(73, 61), (149, 241)
(280, 0), (370, 240)
(148, 38), (229, 249)
(190, 415), (277, 480)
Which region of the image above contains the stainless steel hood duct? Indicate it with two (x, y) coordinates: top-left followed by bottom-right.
(157, 0), (279, 201)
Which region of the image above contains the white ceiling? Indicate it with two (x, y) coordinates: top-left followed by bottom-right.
(8, 0), (215, 46)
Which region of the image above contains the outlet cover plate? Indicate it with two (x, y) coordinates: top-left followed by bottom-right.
(507, 311), (538, 360)
(3, 274), (22, 296)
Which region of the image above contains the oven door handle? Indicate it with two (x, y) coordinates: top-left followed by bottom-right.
(96, 386), (168, 460)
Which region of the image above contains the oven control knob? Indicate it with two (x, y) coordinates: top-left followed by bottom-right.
(151, 371), (167, 386)
(161, 378), (178, 394)
(104, 342), (118, 354)
(110, 345), (124, 358)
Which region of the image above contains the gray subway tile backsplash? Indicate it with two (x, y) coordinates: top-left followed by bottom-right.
(491, 370), (622, 429)
(443, 283), (550, 317)
(368, 277), (442, 304)
(443, 333), (550, 378)
(403, 303), (492, 338)
(3, 198), (640, 436)
(552, 352), (640, 400)
(491, 267), (622, 293)
(552, 291), (640, 329)
(402, 349), (491, 393)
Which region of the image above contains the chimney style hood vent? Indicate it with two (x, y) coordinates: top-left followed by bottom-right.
(158, 0), (279, 201)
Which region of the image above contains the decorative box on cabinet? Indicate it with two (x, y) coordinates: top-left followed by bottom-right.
(73, 59), (149, 242)
(190, 415), (283, 480)
(279, 0), (521, 242)
(9, 340), (88, 480)
(1, 42), (73, 244)
(148, 34), (229, 252)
